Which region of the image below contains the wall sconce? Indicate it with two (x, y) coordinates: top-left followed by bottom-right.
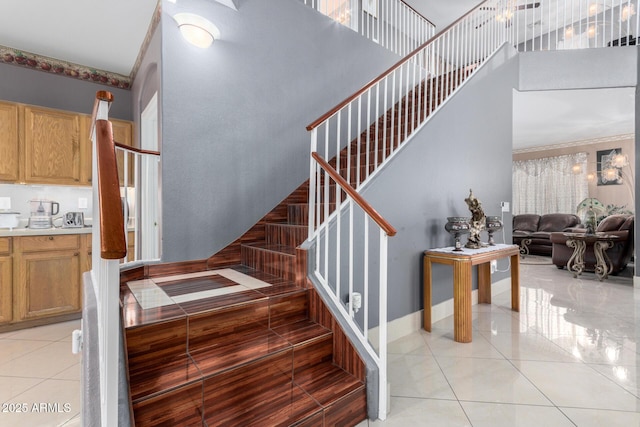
(601, 167), (620, 183)
(587, 25), (597, 39)
(587, 172), (596, 182)
(565, 26), (574, 39)
(621, 4), (636, 22)
(173, 13), (221, 48)
(588, 3), (602, 16)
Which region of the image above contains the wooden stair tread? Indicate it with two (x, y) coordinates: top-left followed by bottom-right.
(128, 353), (201, 403)
(203, 381), (323, 427)
(242, 242), (297, 255)
(272, 319), (332, 346)
(295, 362), (365, 407)
(189, 328), (292, 378)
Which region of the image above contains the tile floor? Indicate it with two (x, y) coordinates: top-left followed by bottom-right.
(1, 262), (639, 426)
(357, 262), (640, 426)
(0, 319), (80, 426)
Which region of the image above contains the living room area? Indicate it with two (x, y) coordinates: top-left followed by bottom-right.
(511, 86), (636, 281)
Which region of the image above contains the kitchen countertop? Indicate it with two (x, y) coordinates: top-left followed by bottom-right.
(0, 226), (93, 237)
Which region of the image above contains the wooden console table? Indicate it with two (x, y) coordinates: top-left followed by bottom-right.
(423, 244), (520, 343)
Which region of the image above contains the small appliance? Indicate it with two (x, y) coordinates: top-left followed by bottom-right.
(0, 211), (20, 229)
(28, 199), (59, 229)
(62, 212), (84, 228)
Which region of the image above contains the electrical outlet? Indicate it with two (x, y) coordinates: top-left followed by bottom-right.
(490, 260), (497, 274)
(501, 201), (509, 212)
(0, 197), (10, 210)
(78, 197), (88, 209)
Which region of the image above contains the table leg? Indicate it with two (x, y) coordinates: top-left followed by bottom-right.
(566, 239), (585, 278)
(423, 256), (432, 332)
(478, 262), (491, 304)
(453, 259), (473, 343)
(593, 240), (615, 281)
(510, 253), (520, 312)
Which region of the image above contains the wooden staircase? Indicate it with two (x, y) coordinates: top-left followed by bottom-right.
(119, 68), (471, 426)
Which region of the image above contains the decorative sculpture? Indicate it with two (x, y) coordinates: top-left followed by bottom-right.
(464, 189), (486, 249)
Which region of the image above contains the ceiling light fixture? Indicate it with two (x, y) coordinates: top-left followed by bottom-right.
(173, 13), (221, 48)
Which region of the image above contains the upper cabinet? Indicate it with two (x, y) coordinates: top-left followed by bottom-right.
(81, 117), (133, 185)
(0, 102), (19, 181)
(23, 106), (82, 185)
(0, 100), (132, 187)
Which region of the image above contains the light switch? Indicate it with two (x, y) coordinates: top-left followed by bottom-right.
(78, 197), (88, 209)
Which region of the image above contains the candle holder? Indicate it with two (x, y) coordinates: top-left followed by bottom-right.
(485, 216), (503, 245)
(445, 217), (470, 251)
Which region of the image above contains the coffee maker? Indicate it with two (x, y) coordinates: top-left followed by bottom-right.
(28, 199), (60, 229)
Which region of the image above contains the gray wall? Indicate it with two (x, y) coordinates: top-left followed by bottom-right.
(159, 0), (400, 262)
(359, 46), (518, 320)
(132, 21), (162, 148)
(519, 46), (638, 91)
(0, 62), (132, 119)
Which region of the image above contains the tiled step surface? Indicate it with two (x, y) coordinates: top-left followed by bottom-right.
(122, 265), (365, 426)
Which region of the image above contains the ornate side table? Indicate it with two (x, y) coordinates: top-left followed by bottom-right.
(563, 232), (619, 281)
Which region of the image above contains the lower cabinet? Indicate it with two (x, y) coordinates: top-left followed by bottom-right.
(13, 235), (83, 322)
(0, 238), (12, 324)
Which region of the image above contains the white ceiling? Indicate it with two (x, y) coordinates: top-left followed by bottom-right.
(0, 0), (158, 76)
(0, 0), (634, 150)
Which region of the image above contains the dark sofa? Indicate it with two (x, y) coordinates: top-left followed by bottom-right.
(513, 213), (582, 256)
(550, 214), (634, 274)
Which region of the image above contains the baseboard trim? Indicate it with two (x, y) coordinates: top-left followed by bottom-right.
(370, 276), (512, 345)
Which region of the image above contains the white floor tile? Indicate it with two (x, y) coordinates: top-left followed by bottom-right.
(0, 378), (80, 427)
(370, 397), (471, 426)
(560, 407), (640, 427)
(513, 360), (640, 411)
(477, 331), (577, 363)
(423, 329), (505, 360)
(387, 353), (456, 400)
(6, 320), (80, 342)
(0, 341), (79, 379)
(437, 357), (552, 405)
(0, 339), (52, 365)
(460, 402), (575, 427)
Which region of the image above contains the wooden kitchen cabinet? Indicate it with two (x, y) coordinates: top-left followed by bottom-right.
(0, 238), (12, 325)
(13, 235), (82, 321)
(81, 116), (134, 185)
(0, 102), (19, 182)
(23, 106), (82, 185)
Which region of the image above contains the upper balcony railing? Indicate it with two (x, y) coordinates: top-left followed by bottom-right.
(300, 0), (436, 57)
(503, 0), (638, 51)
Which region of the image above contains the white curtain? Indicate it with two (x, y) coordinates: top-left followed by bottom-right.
(513, 152), (588, 215)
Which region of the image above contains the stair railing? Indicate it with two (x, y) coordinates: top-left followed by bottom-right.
(507, 0), (639, 51)
(117, 143), (161, 263)
(309, 152), (396, 421)
(88, 90), (125, 427)
(306, 0), (510, 421)
(88, 90), (161, 426)
(300, 0), (436, 57)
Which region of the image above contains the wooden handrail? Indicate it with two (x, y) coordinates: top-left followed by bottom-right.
(96, 119), (127, 259)
(312, 152), (396, 237)
(306, 0), (489, 131)
(115, 142), (160, 156)
(90, 90), (113, 139)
